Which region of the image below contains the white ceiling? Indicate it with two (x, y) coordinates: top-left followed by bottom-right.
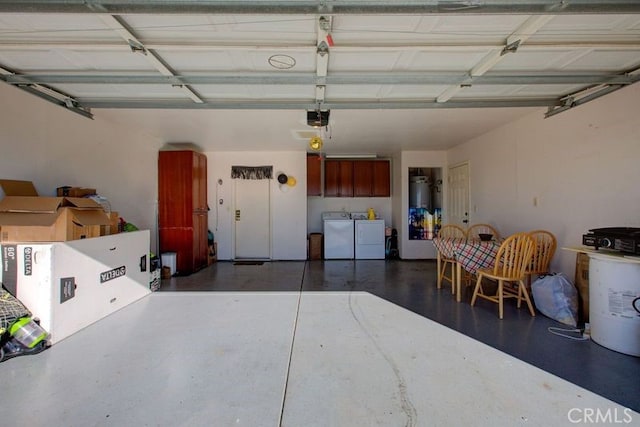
(1, 1), (639, 155)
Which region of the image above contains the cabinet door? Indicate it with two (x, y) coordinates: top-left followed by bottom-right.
(339, 161), (354, 197)
(307, 154), (322, 196)
(193, 213), (208, 271)
(324, 160), (353, 197)
(353, 161), (374, 197)
(372, 160), (391, 197)
(324, 160), (340, 197)
(193, 152), (208, 211)
(158, 151), (193, 227)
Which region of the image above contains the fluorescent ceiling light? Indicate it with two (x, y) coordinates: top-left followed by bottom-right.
(325, 154), (377, 159)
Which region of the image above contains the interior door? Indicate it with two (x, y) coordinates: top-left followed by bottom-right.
(448, 162), (470, 229)
(234, 179), (270, 259)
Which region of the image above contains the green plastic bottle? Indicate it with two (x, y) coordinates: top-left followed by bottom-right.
(9, 317), (48, 348)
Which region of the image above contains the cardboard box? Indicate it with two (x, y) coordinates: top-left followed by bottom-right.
(575, 252), (590, 322)
(56, 186), (97, 198)
(0, 196), (111, 242)
(0, 179), (39, 197)
(309, 233), (323, 260)
(101, 211), (120, 236)
(0, 230), (151, 344)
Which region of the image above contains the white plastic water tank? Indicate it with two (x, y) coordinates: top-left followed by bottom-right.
(409, 176), (431, 209)
(588, 253), (640, 357)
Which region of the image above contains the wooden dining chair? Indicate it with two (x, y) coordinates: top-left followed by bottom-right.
(467, 223), (501, 241)
(525, 230), (557, 289)
(436, 224), (467, 293)
(470, 232), (536, 319)
(460, 224), (500, 287)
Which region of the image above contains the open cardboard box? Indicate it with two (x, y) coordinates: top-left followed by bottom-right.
(0, 180), (111, 242)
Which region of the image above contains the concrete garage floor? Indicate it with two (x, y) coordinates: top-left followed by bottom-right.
(0, 260), (638, 426)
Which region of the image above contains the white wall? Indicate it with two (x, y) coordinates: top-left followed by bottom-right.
(207, 151), (307, 260)
(0, 84), (162, 252)
(448, 83), (640, 279)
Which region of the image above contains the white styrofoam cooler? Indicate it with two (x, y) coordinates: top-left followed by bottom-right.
(0, 230), (152, 344)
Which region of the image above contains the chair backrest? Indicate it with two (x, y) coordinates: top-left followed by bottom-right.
(468, 223), (501, 240)
(527, 230), (557, 275)
(491, 232), (536, 280)
(438, 224), (467, 239)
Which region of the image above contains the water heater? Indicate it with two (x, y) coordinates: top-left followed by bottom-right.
(409, 176), (431, 209)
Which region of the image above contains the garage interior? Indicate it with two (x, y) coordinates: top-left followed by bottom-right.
(0, 1), (639, 425)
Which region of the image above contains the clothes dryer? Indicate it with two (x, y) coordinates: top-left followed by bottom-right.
(355, 219), (386, 259)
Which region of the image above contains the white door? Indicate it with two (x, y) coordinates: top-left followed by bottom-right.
(448, 162), (470, 229)
(234, 179), (270, 259)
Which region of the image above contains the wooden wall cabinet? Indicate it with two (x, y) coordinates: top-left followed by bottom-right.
(307, 154), (322, 196)
(326, 159), (390, 197)
(324, 160), (354, 197)
(158, 150), (208, 275)
(371, 160), (391, 197)
(353, 160), (390, 197)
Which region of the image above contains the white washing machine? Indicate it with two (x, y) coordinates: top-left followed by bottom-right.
(322, 212), (354, 259)
(354, 219), (386, 259)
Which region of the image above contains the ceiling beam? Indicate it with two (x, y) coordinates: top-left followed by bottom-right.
(315, 15), (331, 106)
(1, 41), (639, 52)
(545, 83), (629, 117)
(1, 1), (640, 15)
(78, 98), (560, 110)
(99, 14), (204, 103)
(4, 72), (638, 86)
(0, 64), (93, 118)
(437, 14), (554, 103)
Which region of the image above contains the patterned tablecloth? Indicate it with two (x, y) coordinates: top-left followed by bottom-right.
(432, 237), (465, 259)
(433, 237), (501, 302)
(454, 240), (500, 274)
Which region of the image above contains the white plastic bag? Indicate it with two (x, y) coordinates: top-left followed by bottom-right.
(531, 273), (579, 327)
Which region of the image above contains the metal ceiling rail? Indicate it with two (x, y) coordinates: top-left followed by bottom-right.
(79, 98), (559, 109)
(99, 14), (204, 104)
(1, 42), (639, 52)
(1, 1), (640, 15)
(436, 14), (553, 103)
(4, 73), (637, 86)
(0, 64), (93, 118)
(17, 84), (94, 118)
(545, 84), (626, 117)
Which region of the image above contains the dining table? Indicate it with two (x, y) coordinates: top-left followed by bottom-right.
(433, 237), (502, 302)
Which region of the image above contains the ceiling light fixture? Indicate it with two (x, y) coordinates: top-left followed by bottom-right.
(309, 135), (323, 151)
